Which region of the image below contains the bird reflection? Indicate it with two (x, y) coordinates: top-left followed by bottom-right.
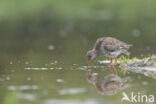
(87, 70), (131, 95)
(108, 64), (118, 75)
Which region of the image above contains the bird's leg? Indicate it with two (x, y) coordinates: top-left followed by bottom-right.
(88, 69), (91, 75)
(108, 58), (113, 67)
(108, 66), (113, 74)
(112, 65), (118, 75)
(108, 58), (113, 74)
(112, 57), (118, 75)
(113, 57), (118, 66)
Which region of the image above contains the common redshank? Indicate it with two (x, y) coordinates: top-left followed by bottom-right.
(86, 37), (132, 73)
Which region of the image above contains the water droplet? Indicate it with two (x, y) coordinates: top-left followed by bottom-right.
(25, 62), (29, 64)
(27, 77), (31, 81)
(6, 76), (10, 80)
(8, 85), (16, 90)
(56, 79), (64, 83)
(8, 85), (39, 90)
(10, 61), (13, 64)
(45, 64), (48, 66)
(54, 61), (58, 64)
(93, 73), (98, 76)
(18, 93), (36, 101)
(132, 29), (141, 37)
(50, 67), (54, 70)
(48, 45), (55, 50)
(58, 88), (85, 95)
(24, 67), (31, 70)
(57, 67), (62, 70)
(142, 81), (148, 86)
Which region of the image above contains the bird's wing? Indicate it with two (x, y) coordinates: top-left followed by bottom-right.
(94, 37), (121, 52)
(103, 44), (120, 52)
(94, 38), (103, 51)
(103, 37), (131, 51)
(93, 37), (132, 52)
(107, 37), (132, 49)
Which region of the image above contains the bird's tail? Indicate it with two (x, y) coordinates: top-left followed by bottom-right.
(121, 49), (128, 55)
(125, 44), (133, 49)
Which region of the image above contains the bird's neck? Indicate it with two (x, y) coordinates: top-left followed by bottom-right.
(92, 49), (99, 56)
(94, 50), (101, 56)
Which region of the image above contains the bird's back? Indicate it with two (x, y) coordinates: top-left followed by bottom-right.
(94, 37), (132, 52)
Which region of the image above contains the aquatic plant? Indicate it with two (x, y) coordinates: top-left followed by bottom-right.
(119, 54), (156, 76)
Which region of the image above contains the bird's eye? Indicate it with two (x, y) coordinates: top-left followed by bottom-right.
(88, 55), (92, 58)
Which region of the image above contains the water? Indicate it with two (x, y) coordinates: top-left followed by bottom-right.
(0, 29), (155, 104)
(0, 39), (155, 104)
(0, 26), (156, 104)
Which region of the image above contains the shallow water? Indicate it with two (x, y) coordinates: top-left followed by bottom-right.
(0, 30), (155, 104)
(0, 36), (155, 104)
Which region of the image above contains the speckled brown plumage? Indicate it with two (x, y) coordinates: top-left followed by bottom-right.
(94, 37), (131, 52)
(86, 37), (132, 74)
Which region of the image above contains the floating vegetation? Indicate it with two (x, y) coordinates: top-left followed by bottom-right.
(119, 55), (156, 78)
(120, 68), (130, 76)
(98, 55), (156, 78)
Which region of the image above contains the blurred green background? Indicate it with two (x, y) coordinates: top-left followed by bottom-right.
(0, 0), (155, 56)
(0, 0), (156, 104)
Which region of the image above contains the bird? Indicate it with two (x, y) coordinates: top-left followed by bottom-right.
(86, 37), (132, 73)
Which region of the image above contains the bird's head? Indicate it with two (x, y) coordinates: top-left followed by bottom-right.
(86, 50), (97, 66)
(87, 70), (97, 84)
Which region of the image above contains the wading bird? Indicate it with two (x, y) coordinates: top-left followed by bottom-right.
(86, 37), (132, 74)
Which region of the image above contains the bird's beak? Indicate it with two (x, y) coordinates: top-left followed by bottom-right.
(88, 69), (91, 75)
